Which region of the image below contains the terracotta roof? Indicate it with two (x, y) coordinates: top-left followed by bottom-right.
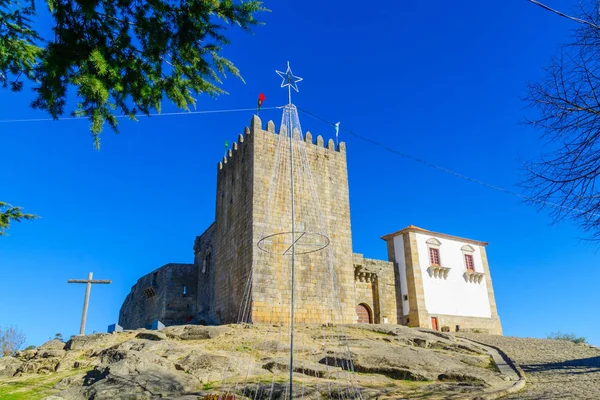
(380, 225), (489, 246)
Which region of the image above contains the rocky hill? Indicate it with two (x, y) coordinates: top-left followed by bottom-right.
(0, 324), (524, 399)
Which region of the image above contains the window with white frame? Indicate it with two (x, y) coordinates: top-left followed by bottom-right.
(426, 238), (442, 266)
(461, 245), (476, 272)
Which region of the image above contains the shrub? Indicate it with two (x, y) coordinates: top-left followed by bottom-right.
(547, 332), (587, 344)
(0, 326), (26, 357)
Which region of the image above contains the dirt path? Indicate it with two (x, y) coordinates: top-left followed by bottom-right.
(457, 333), (600, 399)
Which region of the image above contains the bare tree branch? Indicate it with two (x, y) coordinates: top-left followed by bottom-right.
(524, 1), (600, 240)
(0, 326), (26, 357)
(528, 0), (600, 29)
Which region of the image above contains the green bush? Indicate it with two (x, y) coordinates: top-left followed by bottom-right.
(547, 332), (587, 344)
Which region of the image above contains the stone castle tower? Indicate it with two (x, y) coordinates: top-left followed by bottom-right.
(119, 114), (501, 335)
(195, 114), (358, 324)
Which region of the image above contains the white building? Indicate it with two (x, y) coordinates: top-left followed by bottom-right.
(382, 225), (502, 334)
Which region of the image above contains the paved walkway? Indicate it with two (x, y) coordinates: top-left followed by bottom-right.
(457, 333), (600, 399)
(458, 337), (521, 382)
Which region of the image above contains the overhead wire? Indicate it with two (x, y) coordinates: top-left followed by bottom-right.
(296, 106), (599, 218)
(0, 102), (594, 218)
(0, 106), (285, 123)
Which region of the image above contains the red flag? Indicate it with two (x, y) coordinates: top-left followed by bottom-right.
(258, 93), (266, 111)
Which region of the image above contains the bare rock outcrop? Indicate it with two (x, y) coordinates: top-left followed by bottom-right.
(0, 356), (23, 377)
(0, 324), (520, 399)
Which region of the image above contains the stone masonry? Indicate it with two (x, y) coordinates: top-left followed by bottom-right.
(119, 263), (197, 328)
(353, 254), (397, 324)
(119, 115), (502, 334)
(248, 117), (356, 325)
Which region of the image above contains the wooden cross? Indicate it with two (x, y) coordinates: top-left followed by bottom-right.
(68, 272), (111, 336)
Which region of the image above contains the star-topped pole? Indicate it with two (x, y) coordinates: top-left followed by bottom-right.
(275, 60), (304, 400)
(276, 61), (303, 105)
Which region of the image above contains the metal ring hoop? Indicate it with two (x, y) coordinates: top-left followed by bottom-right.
(257, 231), (330, 255)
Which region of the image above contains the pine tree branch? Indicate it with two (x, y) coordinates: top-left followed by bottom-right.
(0, 202), (38, 236)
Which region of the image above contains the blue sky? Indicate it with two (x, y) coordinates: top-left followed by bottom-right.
(2, 1), (599, 347)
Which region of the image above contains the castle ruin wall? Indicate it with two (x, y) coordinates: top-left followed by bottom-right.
(118, 263), (196, 329)
(194, 223), (216, 323)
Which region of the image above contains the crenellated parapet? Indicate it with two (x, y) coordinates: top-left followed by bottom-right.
(217, 115), (346, 170)
(217, 121), (251, 171)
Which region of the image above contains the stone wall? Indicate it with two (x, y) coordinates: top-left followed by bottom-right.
(212, 125), (255, 324)
(247, 115), (357, 324)
(353, 273), (376, 323)
(163, 263), (198, 325)
(353, 254), (398, 324)
(477, 245), (503, 335)
(428, 313), (502, 334)
(119, 114), (361, 327)
(118, 263), (196, 329)
(194, 223), (216, 323)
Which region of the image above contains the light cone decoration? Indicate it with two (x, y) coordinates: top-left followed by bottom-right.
(214, 64), (362, 399)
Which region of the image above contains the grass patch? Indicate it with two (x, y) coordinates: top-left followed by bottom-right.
(345, 325), (391, 336)
(486, 357), (500, 373)
(373, 380), (429, 388)
(547, 332), (587, 344)
(0, 368), (91, 400)
(257, 376), (287, 384)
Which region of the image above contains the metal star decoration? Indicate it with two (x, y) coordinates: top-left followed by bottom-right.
(276, 62), (303, 104)
(276, 62), (303, 92)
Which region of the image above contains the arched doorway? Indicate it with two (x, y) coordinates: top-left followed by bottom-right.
(356, 303), (372, 324)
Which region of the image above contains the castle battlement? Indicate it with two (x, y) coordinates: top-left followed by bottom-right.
(119, 101), (502, 335)
(218, 115), (346, 170)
